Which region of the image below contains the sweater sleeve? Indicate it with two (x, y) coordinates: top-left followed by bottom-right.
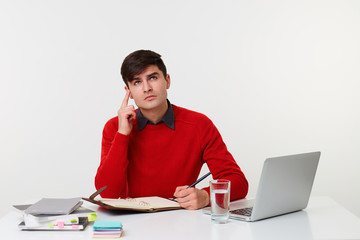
(199, 117), (248, 201)
(95, 118), (130, 198)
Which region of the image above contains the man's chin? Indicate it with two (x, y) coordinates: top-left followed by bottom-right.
(136, 101), (160, 110)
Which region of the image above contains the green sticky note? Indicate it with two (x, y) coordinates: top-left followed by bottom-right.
(93, 221), (122, 230)
(48, 223), (55, 228)
(70, 219), (77, 223)
(88, 213), (97, 222)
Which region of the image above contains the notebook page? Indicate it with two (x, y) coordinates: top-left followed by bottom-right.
(100, 197), (180, 209)
(100, 198), (149, 210)
(133, 197), (180, 208)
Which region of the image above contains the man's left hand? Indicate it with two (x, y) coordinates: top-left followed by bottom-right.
(173, 186), (210, 210)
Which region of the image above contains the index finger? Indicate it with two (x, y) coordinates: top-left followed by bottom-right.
(121, 89), (131, 108)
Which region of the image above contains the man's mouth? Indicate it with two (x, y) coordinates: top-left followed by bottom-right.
(144, 95), (156, 101)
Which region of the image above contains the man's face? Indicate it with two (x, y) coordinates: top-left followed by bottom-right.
(126, 65), (170, 111)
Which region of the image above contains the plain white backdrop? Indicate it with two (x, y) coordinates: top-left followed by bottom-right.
(1, 0), (360, 218)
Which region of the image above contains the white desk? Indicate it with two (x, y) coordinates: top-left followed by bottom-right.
(1, 196), (360, 240)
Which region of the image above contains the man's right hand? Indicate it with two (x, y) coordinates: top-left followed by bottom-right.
(118, 89), (136, 135)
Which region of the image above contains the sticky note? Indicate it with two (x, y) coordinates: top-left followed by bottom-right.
(88, 213), (97, 222)
(57, 221), (65, 228)
(93, 221), (122, 230)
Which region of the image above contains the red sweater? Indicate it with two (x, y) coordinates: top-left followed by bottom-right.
(95, 105), (248, 200)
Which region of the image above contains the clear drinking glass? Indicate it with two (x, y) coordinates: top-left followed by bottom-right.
(210, 179), (231, 224)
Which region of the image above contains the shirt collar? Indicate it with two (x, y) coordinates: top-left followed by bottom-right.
(136, 99), (175, 131)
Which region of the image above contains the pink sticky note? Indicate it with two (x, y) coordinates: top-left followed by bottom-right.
(57, 221), (65, 228)
(72, 225), (80, 229)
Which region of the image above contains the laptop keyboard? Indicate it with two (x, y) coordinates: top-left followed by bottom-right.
(230, 207), (253, 216)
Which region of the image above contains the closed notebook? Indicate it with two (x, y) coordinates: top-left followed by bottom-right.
(25, 197), (83, 215)
(83, 187), (181, 213)
(13, 204), (95, 227)
(18, 217), (89, 231)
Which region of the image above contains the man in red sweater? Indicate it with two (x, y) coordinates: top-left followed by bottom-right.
(95, 50), (248, 209)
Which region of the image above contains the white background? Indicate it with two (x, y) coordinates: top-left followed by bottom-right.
(1, 0), (359, 218)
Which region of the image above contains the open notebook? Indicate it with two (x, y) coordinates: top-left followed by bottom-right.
(83, 187), (181, 212)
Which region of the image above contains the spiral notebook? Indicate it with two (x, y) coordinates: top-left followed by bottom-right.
(83, 187), (181, 213)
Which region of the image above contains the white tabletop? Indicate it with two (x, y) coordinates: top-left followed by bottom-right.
(1, 196), (360, 240)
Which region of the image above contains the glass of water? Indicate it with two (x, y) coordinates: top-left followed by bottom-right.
(210, 179), (231, 224)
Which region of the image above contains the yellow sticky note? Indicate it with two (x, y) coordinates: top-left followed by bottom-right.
(88, 213), (97, 222)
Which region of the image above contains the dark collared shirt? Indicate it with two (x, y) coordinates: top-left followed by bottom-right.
(136, 99), (175, 131)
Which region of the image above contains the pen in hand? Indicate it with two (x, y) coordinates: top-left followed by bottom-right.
(172, 171), (212, 201)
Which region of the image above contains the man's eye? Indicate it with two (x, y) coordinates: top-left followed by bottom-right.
(150, 76), (157, 80)
(134, 81), (141, 85)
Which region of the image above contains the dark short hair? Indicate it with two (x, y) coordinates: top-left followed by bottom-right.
(120, 50), (167, 87)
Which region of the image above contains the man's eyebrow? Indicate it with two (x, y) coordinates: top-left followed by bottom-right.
(147, 72), (159, 77)
(131, 71), (159, 81)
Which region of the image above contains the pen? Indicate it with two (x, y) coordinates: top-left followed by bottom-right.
(172, 172), (212, 201)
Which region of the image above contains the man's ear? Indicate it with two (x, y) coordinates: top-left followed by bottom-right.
(166, 74), (171, 89)
(124, 86), (133, 99)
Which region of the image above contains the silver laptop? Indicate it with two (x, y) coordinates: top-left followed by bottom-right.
(203, 152), (320, 222)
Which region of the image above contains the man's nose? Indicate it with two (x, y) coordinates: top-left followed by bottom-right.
(143, 80), (152, 92)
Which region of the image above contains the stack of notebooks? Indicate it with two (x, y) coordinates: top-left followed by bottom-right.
(93, 221), (123, 238)
(13, 197), (96, 231)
